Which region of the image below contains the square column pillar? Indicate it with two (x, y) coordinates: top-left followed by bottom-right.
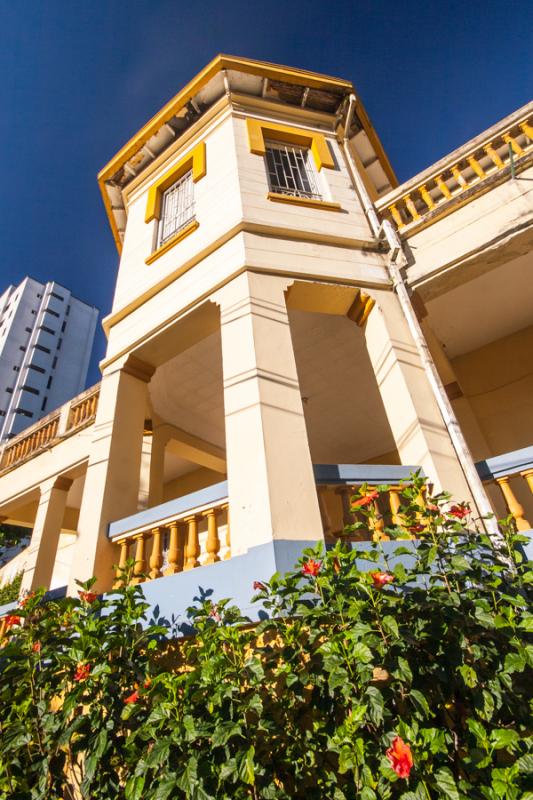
(20, 476), (72, 593)
(215, 272), (324, 557)
(67, 356), (154, 593)
(364, 291), (475, 505)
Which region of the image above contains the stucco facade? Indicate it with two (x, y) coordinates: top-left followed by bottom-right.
(0, 56), (531, 611)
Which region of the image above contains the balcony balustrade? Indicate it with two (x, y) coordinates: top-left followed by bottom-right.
(376, 106), (533, 234)
(314, 464), (423, 541)
(0, 384), (100, 474)
(476, 445), (533, 532)
(109, 465), (424, 587)
(108, 481), (230, 587)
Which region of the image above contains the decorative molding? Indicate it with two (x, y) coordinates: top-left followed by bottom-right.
(246, 118), (335, 171)
(145, 220), (199, 265)
(145, 142), (206, 224)
(266, 192), (341, 211)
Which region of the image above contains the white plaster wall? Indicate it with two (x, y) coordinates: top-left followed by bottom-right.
(233, 115), (373, 241)
(112, 112), (243, 313)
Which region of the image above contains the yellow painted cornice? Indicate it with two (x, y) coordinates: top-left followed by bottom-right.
(97, 54), (397, 254)
(98, 55), (352, 184)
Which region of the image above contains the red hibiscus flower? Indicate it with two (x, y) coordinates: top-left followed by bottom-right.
(124, 690), (140, 704)
(253, 581), (266, 591)
(74, 663), (91, 682)
(386, 736), (413, 778)
(407, 524), (425, 535)
(371, 571), (394, 589)
(5, 615), (21, 628)
(18, 592), (35, 608)
(78, 591), (97, 604)
(351, 490), (379, 509)
(302, 559), (321, 577)
(32, 641), (41, 653)
(449, 503), (470, 519)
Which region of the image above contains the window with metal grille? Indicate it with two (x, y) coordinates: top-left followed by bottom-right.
(158, 171), (195, 248)
(265, 142), (321, 200)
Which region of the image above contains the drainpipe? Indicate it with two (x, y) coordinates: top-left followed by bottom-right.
(340, 95), (498, 531)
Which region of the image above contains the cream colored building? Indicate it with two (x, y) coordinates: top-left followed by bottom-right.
(0, 56), (531, 610)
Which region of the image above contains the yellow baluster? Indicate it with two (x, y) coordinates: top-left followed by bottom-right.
(467, 156), (486, 180)
(520, 470), (533, 497)
(184, 516), (200, 571)
(114, 539), (129, 587)
(389, 204), (404, 228)
(132, 533), (147, 584)
(371, 496), (389, 541)
(388, 488), (405, 530)
(435, 175), (452, 199)
(404, 194), (420, 221)
(419, 184), (435, 210)
(164, 521), (183, 575)
(149, 527), (163, 580)
(222, 504), (231, 560)
(203, 507), (221, 564)
(519, 121), (533, 141)
(484, 142), (504, 169)
(496, 477), (531, 531)
(451, 165), (468, 189)
(502, 133), (524, 157)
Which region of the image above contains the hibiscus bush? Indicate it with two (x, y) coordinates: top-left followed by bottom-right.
(0, 475), (532, 800)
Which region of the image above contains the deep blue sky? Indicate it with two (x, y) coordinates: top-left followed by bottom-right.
(1, 0), (531, 385)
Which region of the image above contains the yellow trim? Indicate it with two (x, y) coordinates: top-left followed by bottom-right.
(246, 119), (334, 171)
(145, 220), (199, 265)
(267, 192), (341, 211)
(145, 142), (206, 223)
(98, 55), (351, 183)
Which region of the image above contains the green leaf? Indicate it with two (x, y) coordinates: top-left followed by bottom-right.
(516, 754), (533, 774)
(410, 689), (431, 718)
(395, 657), (413, 684)
(382, 615), (399, 638)
(434, 768), (460, 800)
(458, 664), (477, 688)
(467, 718), (488, 747)
(365, 686), (384, 726)
(237, 746), (255, 785)
(504, 652), (526, 673)
(125, 775), (146, 800)
(490, 729), (520, 751)
(353, 642), (373, 663)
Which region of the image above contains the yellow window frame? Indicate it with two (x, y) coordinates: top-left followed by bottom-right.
(245, 119), (334, 172)
(145, 141), (206, 224)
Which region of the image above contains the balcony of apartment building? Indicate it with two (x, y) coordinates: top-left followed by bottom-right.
(377, 101), (533, 531)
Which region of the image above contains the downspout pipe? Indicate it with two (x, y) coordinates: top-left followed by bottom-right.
(341, 95), (498, 532)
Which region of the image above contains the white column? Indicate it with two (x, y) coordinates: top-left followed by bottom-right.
(67, 356), (154, 593)
(20, 476), (72, 593)
(215, 272), (324, 556)
(364, 291), (475, 504)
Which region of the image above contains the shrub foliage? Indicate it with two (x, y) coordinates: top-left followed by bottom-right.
(0, 477), (532, 799)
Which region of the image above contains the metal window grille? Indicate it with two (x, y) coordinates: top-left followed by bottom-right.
(265, 142), (321, 200)
(158, 170), (195, 247)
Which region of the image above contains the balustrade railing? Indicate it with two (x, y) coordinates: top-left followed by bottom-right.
(376, 105), (533, 233)
(108, 481), (230, 586)
(476, 446), (533, 532)
(0, 384), (100, 473)
(314, 464), (423, 542)
(67, 385), (99, 431)
(0, 415), (60, 470)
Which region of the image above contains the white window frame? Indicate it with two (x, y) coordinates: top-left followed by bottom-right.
(158, 170), (195, 248)
(264, 141), (322, 200)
